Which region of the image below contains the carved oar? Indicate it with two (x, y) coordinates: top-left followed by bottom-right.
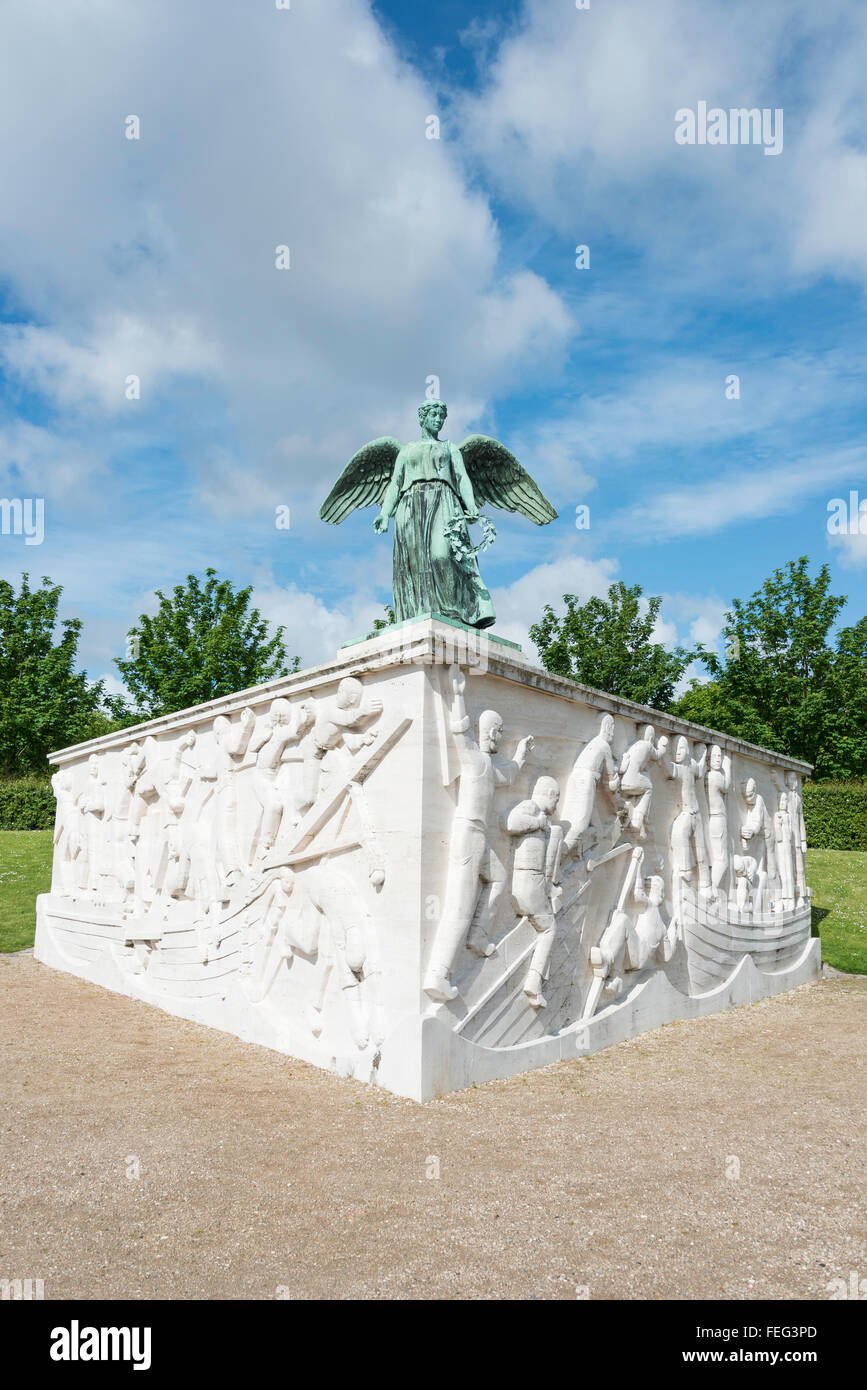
(585, 841), (632, 874)
(582, 848), (642, 1021)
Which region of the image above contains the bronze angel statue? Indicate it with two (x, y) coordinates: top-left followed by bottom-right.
(319, 399), (557, 630)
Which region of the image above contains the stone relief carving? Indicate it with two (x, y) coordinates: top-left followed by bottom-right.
(50, 768), (78, 898)
(785, 770), (808, 906)
(296, 678), (382, 817)
(706, 744), (732, 901)
(584, 847), (679, 1019)
(664, 736), (710, 897)
(38, 648), (814, 1098)
(739, 776), (776, 917)
(618, 725), (668, 839)
(561, 713), (620, 855)
(774, 791), (796, 912)
(423, 665), (533, 1003)
(248, 697), (314, 863)
(77, 754), (108, 900)
(505, 775), (564, 1008)
(212, 707), (257, 898)
(423, 678), (815, 1051)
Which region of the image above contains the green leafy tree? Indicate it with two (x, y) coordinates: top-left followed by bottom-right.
(370, 605), (396, 633)
(115, 568), (297, 718)
(529, 582), (694, 708)
(672, 557), (866, 779)
(0, 574), (117, 777)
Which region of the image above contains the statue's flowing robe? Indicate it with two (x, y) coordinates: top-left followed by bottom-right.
(391, 440), (495, 629)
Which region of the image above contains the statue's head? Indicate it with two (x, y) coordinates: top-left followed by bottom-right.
(88, 753), (100, 778)
(600, 714), (615, 744)
(786, 770), (797, 790)
(532, 776), (560, 815)
(710, 744), (723, 770)
(478, 709), (503, 751)
(418, 399), (447, 436)
(675, 736), (689, 764)
(779, 791), (788, 812)
(336, 677), (363, 711)
(743, 777), (757, 805)
(269, 697), (293, 726)
(642, 724), (655, 743)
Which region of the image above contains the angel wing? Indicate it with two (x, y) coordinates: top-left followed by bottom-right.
(458, 435), (557, 525)
(319, 437), (402, 524)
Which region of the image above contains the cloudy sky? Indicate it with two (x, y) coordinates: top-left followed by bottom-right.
(1, 0), (865, 691)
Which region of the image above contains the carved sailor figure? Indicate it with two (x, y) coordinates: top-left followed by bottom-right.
(111, 742), (145, 900)
(562, 713), (620, 854)
(505, 775), (564, 1008)
(586, 847), (678, 1016)
(785, 770), (808, 906)
(732, 852), (758, 916)
(77, 754), (107, 899)
(740, 777), (777, 916)
(423, 665), (533, 1003)
(50, 768), (78, 897)
(212, 707), (256, 898)
(664, 736), (710, 895)
(773, 791), (795, 911)
(618, 725), (668, 839)
(705, 744), (732, 900)
(249, 697), (314, 861)
(297, 678), (382, 816)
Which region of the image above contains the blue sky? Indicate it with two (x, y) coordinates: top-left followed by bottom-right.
(1, 0), (865, 693)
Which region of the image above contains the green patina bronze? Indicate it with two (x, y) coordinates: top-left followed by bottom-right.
(319, 400), (557, 630)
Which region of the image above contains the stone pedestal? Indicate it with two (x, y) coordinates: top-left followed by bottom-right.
(35, 617), (818, 1100)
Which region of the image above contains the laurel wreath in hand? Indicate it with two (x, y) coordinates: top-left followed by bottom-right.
(444, 513), (497, 562)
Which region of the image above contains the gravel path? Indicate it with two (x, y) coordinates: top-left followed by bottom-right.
(1, 953), (864, 1301)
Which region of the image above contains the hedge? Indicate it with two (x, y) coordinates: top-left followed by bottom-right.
(802, 781), (867, 852)
(0, 778), (56, 831)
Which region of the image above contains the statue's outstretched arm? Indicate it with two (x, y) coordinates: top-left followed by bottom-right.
(452, 448), (478, 521)
(375, 455), (403, 534)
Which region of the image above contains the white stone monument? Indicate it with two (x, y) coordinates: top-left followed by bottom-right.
(35, 617), (818, 1101)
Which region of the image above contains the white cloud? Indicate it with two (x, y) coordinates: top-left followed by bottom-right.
(829, 530), (867, 570)
(253, 580), (391, 669)
(462, 0), (867, 290)
(0, 317), (218, 413)
(0, 0), (571, 516)
(489, 553), (620, 652)
(612, 447), (867, 540)
(663, 592), (729, 649)
(0, 421), (107, 500)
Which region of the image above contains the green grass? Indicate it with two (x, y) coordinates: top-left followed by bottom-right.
(0, 833), (864, 973)
(808, 848), (867, 975)
(0, 830), (53, 952)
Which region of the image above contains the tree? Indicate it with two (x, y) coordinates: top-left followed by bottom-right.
(0, 574), (117, 777)
(115, 568), (297, 718)
(529, 582), (694, 709)
(671, 557), (866, 779)
(370, 605), (396, 633)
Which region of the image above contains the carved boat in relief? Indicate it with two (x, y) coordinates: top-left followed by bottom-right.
(679, 883), (812, 993)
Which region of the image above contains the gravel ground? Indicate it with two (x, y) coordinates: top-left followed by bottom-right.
(1, 952), (864, 1301)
